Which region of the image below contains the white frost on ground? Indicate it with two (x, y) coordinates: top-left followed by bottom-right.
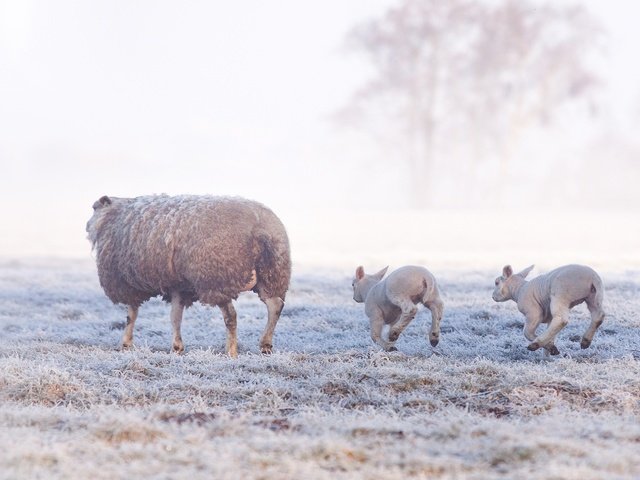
(1, 258), (639, 479)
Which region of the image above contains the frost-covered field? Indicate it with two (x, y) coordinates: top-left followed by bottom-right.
(1, 258), (639, 479)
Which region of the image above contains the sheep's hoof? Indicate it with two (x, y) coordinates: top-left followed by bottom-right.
(121, 342), (133, 351)
(548, 345), (560, 356)
(527, 342), (540, 351)
(172, 343), (184, 354)
(261, 344), (273, 355)
(387, 346), (398, 352)
(430, 336), (440, 347)
(580, 338), (591, 349)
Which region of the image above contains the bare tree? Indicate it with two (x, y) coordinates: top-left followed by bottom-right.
(341, 0), (602, 208)
(469, 1), (602, 189)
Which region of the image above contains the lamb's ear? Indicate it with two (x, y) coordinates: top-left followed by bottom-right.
(502, 265), (513, 278)
(355, 266), (365, 280)
(518, 265), (534, 278)
(374, 266), (389, 280)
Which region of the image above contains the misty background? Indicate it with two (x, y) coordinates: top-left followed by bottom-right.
(0, 0), (638, 266)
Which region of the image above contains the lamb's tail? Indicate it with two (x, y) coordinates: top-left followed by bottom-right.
(420, 277), (431, 303)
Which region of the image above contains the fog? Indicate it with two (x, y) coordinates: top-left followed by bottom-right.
(0, 0), (638, 261)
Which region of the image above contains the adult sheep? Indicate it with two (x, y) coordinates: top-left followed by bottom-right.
(86, 194), (291, 357)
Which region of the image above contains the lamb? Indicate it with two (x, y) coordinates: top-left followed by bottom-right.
(86, 194), (291, 357)
(352, 265), (444, 351)
(492, 264), (605, 355)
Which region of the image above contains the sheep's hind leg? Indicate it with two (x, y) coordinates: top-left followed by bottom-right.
(259, 297), (284, 354)
(122, 305), (138, 349)
(387, 301), (417, 345)
(542, 322), (559, 356)
(219, 302), (238, 358)
(170, 292), (185, 353)
(581, 299), (605, 349)
(426, 297), (444, 347)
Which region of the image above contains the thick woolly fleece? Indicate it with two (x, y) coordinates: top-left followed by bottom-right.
(86, 195), (291, 308)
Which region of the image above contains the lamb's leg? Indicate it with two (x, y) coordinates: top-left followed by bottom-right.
(259, 297), (284, 354)
(581, 299), (605, 349)
(542, 322), (556, 357)
(219, 302), (238, 358)
(387, 301), (417, 345)
(170, 292), (185, 353)
(528, 299), (567, 354)
(426, 297), (444, 347)
(523, 310), (543, 342)
(122, 305), (138, 349)
(369, 308), (396, 351)
(524, 310), (558, 355)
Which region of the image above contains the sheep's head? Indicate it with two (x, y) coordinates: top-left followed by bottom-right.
(492, 264), (534, 302)
(86, 195), (114, 246)
(352, 265), (388, 303)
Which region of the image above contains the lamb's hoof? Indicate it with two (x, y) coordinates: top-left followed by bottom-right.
(121, 343), (133, 351)
(580, 338), (591, 349)
(548, 345), (560, 356)
(172, 343), (184, 354)
(527, 342), (540, 351)
(387, 346), (398, 352)
(261, 344), (273, 355)
(430, 337), (440, 347)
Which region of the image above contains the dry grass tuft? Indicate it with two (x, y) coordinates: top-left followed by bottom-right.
(94, 425), (166, 444)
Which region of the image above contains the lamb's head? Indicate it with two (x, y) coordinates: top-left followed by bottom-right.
(352, 265), (388, 303)
(492, 264), (534, 302)
(86, 195), (114, 247)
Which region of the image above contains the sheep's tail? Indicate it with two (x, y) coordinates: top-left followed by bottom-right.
(254, 228), (291, 300)
(420, 277), (431, 304)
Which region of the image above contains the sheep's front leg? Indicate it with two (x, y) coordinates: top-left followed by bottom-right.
(369, 307), (396, 351)
(122, 305), (138, 349)
(523, 309), (542, 342)
(387, 301), (417, 345)
(426, 297), (444, 347)
(523, 310), (559, 355)
(219, 302), (238, 358)
(259, 297), (284, 354)
(528, 300), (567, 355)
(170, 292), (185, 353)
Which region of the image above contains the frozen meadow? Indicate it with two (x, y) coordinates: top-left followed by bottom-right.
(1, 211), (640, 479)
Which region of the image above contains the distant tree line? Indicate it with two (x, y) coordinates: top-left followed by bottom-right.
(340, 0), (603, 208)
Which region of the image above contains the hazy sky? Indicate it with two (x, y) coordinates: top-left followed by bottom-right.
(0, 0), (638, 257)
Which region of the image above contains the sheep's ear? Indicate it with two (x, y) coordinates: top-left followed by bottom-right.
(355, 266), (365, 280)
(518, 265), (534, 278)
(99, 195), (112, 206)
(93, 195), (112, 210)
(502, 265), (513, 278)
(374, 266), (389, 280)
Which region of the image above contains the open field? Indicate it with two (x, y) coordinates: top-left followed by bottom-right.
(1, 258), (639, 479)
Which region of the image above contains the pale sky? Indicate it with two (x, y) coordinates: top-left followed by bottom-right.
(0, 0), (638, 258)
